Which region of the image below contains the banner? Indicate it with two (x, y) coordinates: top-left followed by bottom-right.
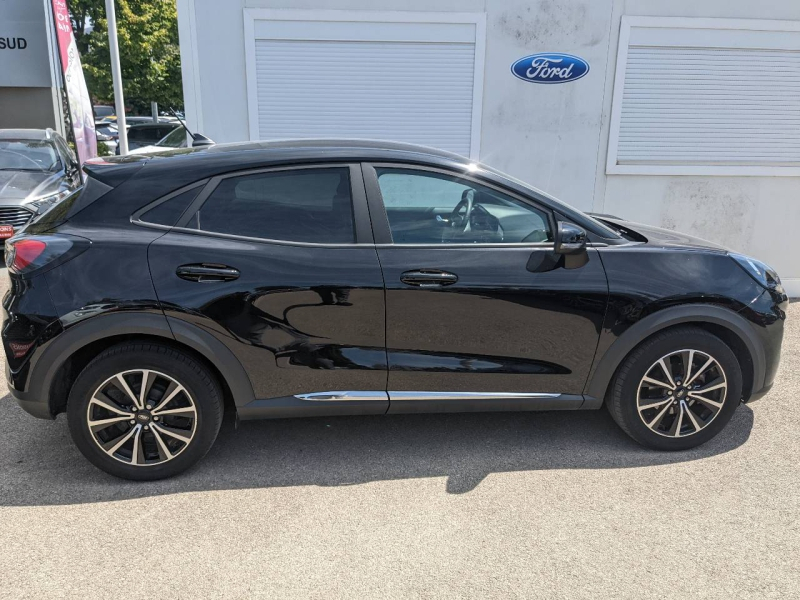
(50, 0), (97, 166)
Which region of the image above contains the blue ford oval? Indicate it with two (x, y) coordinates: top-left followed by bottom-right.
(511, 53), (590, 84)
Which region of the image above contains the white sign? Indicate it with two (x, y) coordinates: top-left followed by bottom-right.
(0, 19), (53, 88)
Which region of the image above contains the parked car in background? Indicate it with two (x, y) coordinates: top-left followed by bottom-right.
(128, 125), (189, 155)
(0, 129), (80, 240)
(93, 105), (115, 120)
(115, 122), (180, 154)
(95, 123), (119, 154)
(2, 140), (787, 480)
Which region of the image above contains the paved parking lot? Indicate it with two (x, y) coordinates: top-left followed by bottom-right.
(0, 269), (798, 599)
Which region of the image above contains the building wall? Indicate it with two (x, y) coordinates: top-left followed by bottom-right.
(0, 88), (58, 129)
(179, 0), (800, 295)
(0, 0), (61, 130)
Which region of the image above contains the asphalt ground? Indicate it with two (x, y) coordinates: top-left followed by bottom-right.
(0, 269), (797, 599)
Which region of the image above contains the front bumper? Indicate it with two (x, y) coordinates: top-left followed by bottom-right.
(741, 286), (788, 402)
(6, 373), (53, 419)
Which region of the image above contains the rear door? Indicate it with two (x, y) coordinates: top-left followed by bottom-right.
(145, 163), (388, 417)
(363, 164), (609, 412)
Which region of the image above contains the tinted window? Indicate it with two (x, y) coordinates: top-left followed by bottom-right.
(140, 186), (203, 226)
(375, 168), (553, 245)
(188, 168), (354, 243)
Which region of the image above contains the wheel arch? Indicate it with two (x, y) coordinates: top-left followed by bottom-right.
(584, 304), (764, 408)
(32, 313), (255, 417)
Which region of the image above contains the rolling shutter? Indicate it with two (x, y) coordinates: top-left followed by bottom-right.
(608, 18), (800, 174)
(248, 16), (480, 157)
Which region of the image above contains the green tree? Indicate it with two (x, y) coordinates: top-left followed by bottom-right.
(68, 0), (183, 114)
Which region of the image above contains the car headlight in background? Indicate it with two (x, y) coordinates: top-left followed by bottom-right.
(28, 189), (72, 215)
(729, 252), (783, 291)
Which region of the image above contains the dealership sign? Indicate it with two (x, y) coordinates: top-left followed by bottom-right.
(0, 19), (52, 88)
(511, 53), (589, 84)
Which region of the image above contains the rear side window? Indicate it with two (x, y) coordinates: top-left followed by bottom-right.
(139, 186), (203, 227)
(185, 168), (354, 243)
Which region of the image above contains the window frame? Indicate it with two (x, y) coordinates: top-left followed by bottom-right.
(133, 163), (374, 247)
(362, 162), (557, 248)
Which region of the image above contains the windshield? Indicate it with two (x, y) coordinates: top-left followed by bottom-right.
(156, 126), (188, 148)
(0, 140), (60, 172)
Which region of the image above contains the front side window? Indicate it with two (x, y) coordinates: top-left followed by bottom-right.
(375, 168), (553, 245)
(187, 167), (354, 244)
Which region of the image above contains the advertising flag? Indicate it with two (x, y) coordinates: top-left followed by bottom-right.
(50, 0), (97, 166)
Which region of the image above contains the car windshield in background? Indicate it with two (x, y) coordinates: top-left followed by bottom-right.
(156, 126), (188, 148)
(0, 140), (60, 172)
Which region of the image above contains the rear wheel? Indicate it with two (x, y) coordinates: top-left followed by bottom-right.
(607, 326), (743, 451)
(67, 343), (223, 480)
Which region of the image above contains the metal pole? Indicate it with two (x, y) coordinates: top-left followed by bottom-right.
(151, 101), (158, 123)
(105, 0), (127, 155)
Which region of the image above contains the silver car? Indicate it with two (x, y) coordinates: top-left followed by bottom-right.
(0, 129), (81, 239)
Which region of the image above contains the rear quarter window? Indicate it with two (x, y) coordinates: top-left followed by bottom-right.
(184, 167), (355, 244)
(138, 186), (204, 227)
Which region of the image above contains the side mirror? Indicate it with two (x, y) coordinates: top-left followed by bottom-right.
(190, 133), (215, 148)
(554, 222), (587, 255)
(554, 222), (589, 269)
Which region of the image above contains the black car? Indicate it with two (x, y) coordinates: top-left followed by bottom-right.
(2, 140), (787, 480)
(0, 129), (81, 239)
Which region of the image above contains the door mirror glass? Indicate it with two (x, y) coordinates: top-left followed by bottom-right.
(554, 222), (587, 255)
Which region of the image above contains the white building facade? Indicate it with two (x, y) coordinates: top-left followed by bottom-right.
(178, 0), (800, 296)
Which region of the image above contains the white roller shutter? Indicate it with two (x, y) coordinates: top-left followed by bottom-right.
(245, 13), (484, 158)
(608, 17), (800, 175)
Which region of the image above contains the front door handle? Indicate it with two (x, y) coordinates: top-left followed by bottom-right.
(176, 263), (240, 283)
(400, 269), (458, 288)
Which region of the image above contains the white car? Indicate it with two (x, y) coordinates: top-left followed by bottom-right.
(128, 126), (189, 155)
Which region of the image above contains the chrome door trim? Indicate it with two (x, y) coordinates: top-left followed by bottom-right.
(294, 391), (390, 402)
(388, 391), (562, 401)
(294, 391), (564, 402)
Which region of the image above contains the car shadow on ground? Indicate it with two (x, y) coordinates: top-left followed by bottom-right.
(0, 395), (754, 506)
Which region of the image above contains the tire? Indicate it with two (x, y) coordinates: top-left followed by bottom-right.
(607, 326), (743, 451)
(67, 342), (224, 480)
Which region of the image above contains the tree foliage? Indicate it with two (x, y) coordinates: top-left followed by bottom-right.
(68, 0), (183, 114)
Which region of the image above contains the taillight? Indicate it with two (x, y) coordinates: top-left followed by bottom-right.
(10, 240), (46, 271)
(5, 235), (87, 275)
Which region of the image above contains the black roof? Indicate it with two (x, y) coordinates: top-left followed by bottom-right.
(83, 138), (614, 239)
(85, 139), (472, 188)
(97, 138), (465, 164)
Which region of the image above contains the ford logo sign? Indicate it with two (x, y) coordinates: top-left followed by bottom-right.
(511, 53), (590, 84)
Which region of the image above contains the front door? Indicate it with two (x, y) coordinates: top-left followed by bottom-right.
(364, 164), (608, 412)
(147, 164), (388, 417)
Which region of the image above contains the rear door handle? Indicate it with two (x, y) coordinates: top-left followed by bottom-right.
(176, 264), (240, 283)
(400, 269), (458, 288)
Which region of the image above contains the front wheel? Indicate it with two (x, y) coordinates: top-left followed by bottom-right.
(607, 326), (743, 451)
(67, 343), (223, 480)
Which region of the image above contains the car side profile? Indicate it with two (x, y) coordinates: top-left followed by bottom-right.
(2, 140), (788, 480)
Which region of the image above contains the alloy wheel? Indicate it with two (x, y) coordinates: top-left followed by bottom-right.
(636, 349), (727, 438)
(86, 369), (197, 466)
